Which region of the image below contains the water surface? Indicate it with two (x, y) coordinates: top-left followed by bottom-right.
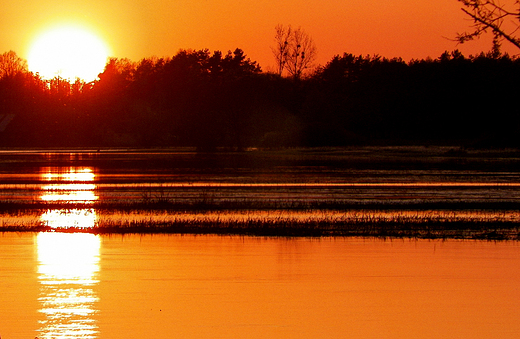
(2, 148), (520, 207)
(0, 233), (519, 339)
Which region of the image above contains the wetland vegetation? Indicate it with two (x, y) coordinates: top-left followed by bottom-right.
(3, 209), (519, 239)
(0, 147), (519, 239)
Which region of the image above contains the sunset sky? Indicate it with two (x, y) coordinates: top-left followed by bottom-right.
(1, 0), (515, 71)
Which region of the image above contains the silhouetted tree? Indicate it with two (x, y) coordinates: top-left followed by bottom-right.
(286, 26), (317, 79)
(272, 24), (293, 76)
(221, 48), (262, 76)
(1, 45), (519, 149)
(0, 51), (27, 78)
(272, 25), (317, 79)
(456, 0), (520, 52)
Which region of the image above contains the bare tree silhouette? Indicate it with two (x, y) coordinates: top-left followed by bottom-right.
(456, 0), (520, 53)
(272, 25), (317, 79)
(272, 24), (292, 76)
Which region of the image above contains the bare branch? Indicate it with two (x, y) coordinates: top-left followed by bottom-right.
(456, 0), (520, 52)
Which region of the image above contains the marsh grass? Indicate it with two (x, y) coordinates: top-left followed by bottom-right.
(92, 210), (520, 239)
(0, 208), (519, 240)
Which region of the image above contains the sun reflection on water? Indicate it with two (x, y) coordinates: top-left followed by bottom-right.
(36, 232), (101, 339)
(40, 167), (98, 229)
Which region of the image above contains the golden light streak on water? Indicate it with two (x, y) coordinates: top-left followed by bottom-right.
(42, 168), (96, 182)
(40, 188), (97, 203)
(36, 232), (101, 339)
(40, 167), (98, 204)
(40, 167), (98, 229)
(40, 209), (97, 229)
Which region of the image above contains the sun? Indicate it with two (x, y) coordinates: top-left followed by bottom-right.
(28, 25), (110, 82)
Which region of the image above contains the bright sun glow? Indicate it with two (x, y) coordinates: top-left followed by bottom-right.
(28, 26), (110, 82)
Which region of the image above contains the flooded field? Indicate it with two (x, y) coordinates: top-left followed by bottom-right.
(0, 147), (520, 238)
(1, 148), (520, 338)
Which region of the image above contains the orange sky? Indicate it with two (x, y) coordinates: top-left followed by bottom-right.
(1, 0), (516, 71)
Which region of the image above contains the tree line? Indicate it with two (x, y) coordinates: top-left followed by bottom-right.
(0, 48), (519, 149)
